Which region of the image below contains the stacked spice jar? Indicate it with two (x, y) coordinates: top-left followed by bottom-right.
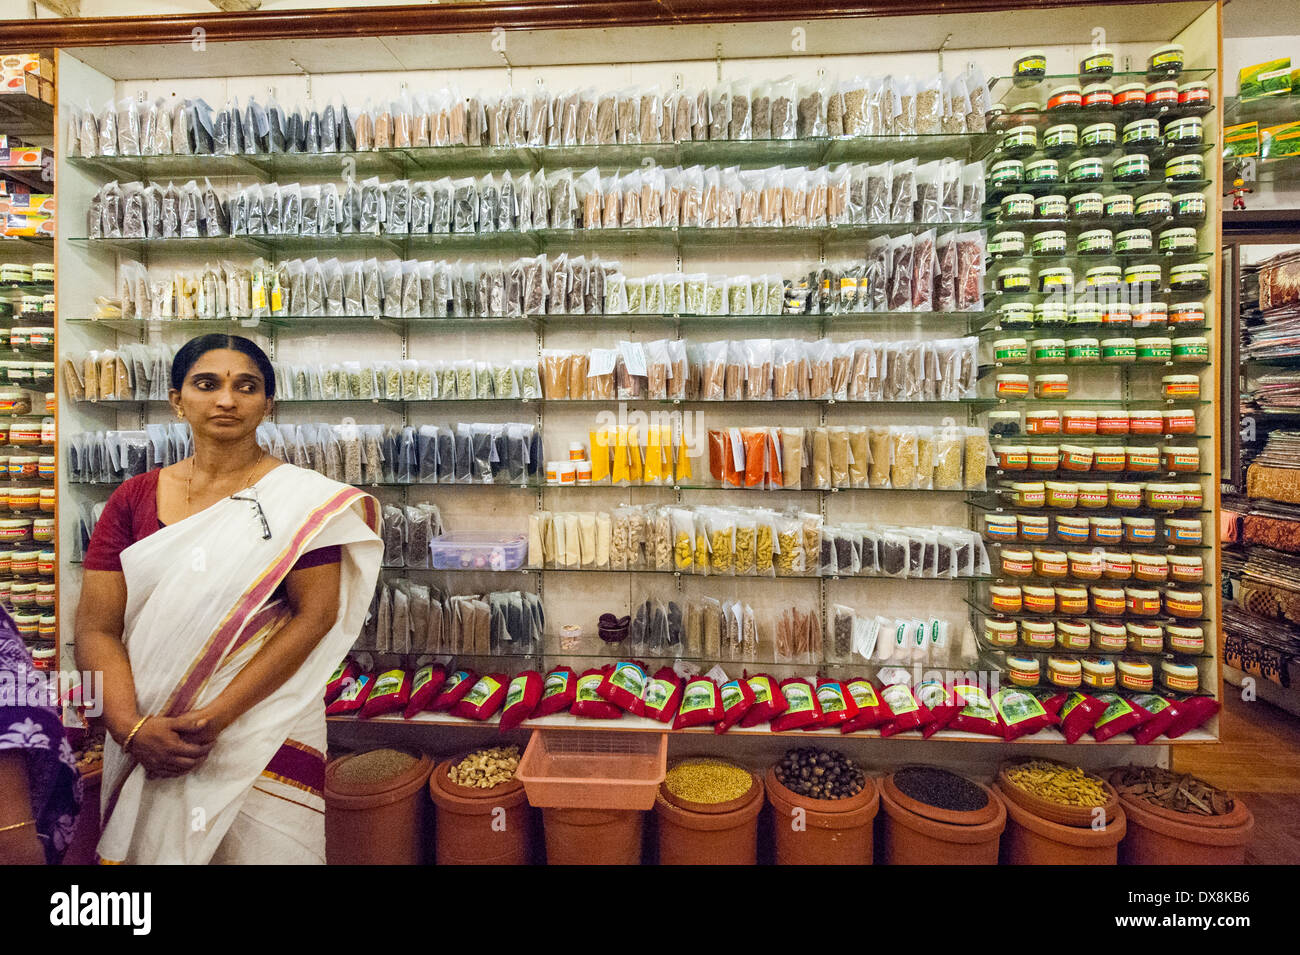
(0, 390), (56, 658)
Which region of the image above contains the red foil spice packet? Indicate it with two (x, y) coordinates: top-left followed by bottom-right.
(641, 667), (684, 723)
(992, 686), (1056, 741)
(430, 668), (477, 712)
(325, 657), (359, 705)
(498, 671), (543, 731)
(359, 668), (411, 719)
(917, 681), (957, 738)
(674, 677), (723, 730)
(840, 679), (891, 733)
(813, 678), (859, 730)
(878, 682), (935, 737)
(739, 673), (788, 728)
(1046, 690), (1108, 743)
(571, 667), (622, 719)
(1089, 692), (1154, 742)
(715, 678), (756, 734)
(453, 672), (509, 720)
(1129, 694), (1178, 744)
(948, 684), (1003, 737)
(770, 678), (822, 732)
(534, 666), (579, 717)
(598, 661), (651, 715)
(1163, 695), (1220, 739)
(325, 670), (373, 716)
(403, 663), (448, 719)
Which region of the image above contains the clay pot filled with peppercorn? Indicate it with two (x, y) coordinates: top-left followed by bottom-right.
(654, 757), (765, 866)
(766, 747), (880, 865)
(878, 766), (1006, 865)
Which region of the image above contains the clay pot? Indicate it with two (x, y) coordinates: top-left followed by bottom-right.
(1110, 773), (1254, 865)
(997, 761), (1121, 826)
(325, 750), (434, 865)
(428, 760), (534, 865)
(877, 771), (1006, 865)
(765, 767), (879, 865)
(541, 807), (645, 865)
(61, 766), (102, 866)
(997, 782), (1127, 864)
(654, 771), (764, 865)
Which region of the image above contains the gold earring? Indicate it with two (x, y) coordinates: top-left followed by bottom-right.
(177, 410), (184, 420)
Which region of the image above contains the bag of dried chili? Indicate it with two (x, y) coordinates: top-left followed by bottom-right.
(498, 670), (542, 731)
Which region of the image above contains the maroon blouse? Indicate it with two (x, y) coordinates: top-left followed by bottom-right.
(84, 469), (341, 583)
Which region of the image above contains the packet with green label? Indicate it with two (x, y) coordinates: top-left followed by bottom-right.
(1239, 58), (1292, 101)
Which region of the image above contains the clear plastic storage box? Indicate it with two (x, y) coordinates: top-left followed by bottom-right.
(428, 531), (528, 570)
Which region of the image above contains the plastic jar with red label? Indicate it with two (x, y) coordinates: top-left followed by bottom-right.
(34, 582), (55, 610)
(1133, 553), (1170, 583)
(37, 551), (54, 575)
(1163, 409), (1197, 434)
(1108, 482), (1142, 509)
(1129, 411), (1165, 436)
(1067, 550), (1104, 580)
(1009, 655), (1042, 687)
(1077, 484), (1111, 508)
(1162, 519), (1202, 545)
(1164, 589), (1203, 619)
(1144, 483), (1183, 510)
(1162, 374), (1200, 400)
(1114, 83), (1147, 111)
(1146, 80), (1179, 111)
(10, 420), (41, 447)
(1024, 585), (1057, 614)
(11, 550), (38, 575)
(1059, 445), (1094, 471)
(1082, 657), (1117, 689)
(1095, 447), (1130, 473)
(1026, 410), (1062, 435)
(1090, 516), (1122, 543)
(1028, 446), (1060, 471)
(1126, 587), (1162, 616)
(1001, 548), (1034, 577)
(1010, 482), (1046, 508)
(1119, 659), (1156, 691)
(1091, 585), (1126, 615)
(1168, 555), (1203, 584)
(1045, 481), (1079, 508)
(1091, 621), (1128, 653)
(1035, 374), (1069, 399)
(1020, 622), (1057, 651)
(1178, 483), (1204, 509)
(1161, 660), (1200, 693)
(1060, 411), (1096, 435)
(1047, 84), (1083, 111)
(1056, 515), (1091, 544)
(1018, 515), (1051, 542)
(0, 518), (32, 543)
(1049, 656), (1084, 687)
(1103, 551), (1135, 580)
(31, 518), (53, 543)
(991, 585), (1024, 613)
(1176, 80), (1211, 114)
(1166, 624), (1204, 654)
(1034, 549), (1069, 578)
(997, 373), (1030, 398)
(1081, 82), (1114, 109)
(1056, 621), (1091, 651)
(1168, 301), (1205, 328)
(1096, 412), (1131, 436)
(985, 619), (1019, 648)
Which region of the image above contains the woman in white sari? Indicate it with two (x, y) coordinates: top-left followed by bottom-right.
(75, 335), (381, 864)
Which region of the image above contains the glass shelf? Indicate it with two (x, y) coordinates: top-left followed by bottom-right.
(0, 91), (54, 138)
(968, 599), (1209, 625)
(65, 132), (1000, 182)
(969, 496), (1210, 518)
(0, 281), (53, 294)
(987, 469), (1213, 481)
(979, 323), (1211, 337)
(985, 178), (1212, 199)
(974, 638), (1213, 661)
(981, 359), (1207, 373)
(1223, 94), (1299, 127)
(989, 69), (1216, 99)
(984, 216), (1208, 234)
(0, 236), (53, 248)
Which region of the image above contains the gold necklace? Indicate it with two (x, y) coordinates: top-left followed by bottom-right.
(187, 449), (265, 510)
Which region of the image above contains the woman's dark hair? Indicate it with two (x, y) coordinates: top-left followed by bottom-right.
(170, 334), (276, 398)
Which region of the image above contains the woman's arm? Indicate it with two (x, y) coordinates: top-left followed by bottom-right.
(0, 751), (46, 865)
(183, 560), (343, 742)
(74, 570), (212, 777)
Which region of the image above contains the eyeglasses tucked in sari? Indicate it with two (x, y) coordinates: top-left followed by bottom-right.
(230, 487), (272, 540)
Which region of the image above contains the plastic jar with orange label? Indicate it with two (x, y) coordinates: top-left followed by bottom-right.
(0, 519), (32, 543)
(1162, 518), (1202, 545)
(1091, 447), (1127, 472)
(1103, 551), (1135, 580)
(1126, 587), (1162, 616)
(1018, 515), (1051, 542)
(1034, 549), (1069, 578)
(1065, 551), (1102, 580)
(1045, 482), (1078, 508)
(39, 489), (54, 513)
(1056, 585), (1090, 615)
(1055, 516), (1091, 544)
(984, 514), (1019, 541)
(1034, 374), (1069, 399)
(1096, 412), (1130, 436)
(1057, 622), (1091, 650)
(1059, 445), (1094, 471)
(991, 586), (1024, 613)
(997, 373), (1030, 398)
(985, 619), (1019, 648)
(1133, 553), (1170, 583)
(1162, 374), (1200, 400)
(1025, 410), (1062, 435)
(1077, 484), (1111, 508)
(1090, 516), (1122, 543)
(8, 487), (38, 512)
(1001, 548), (1034, 577)
(1167, 554), (1203, 584)
(1024, 585), (1058, 614)
(1020, 621), (1057, 650)
(1091, 585), (1126, 615)
(1127, 622), (1165, 654)
(1109, 482), (1142, 508)
(1028, 446), (1060, 471)
(1123, 516), (1157, 544)
(1161, 661), (1199, 694)
(1119, 659), (1155, 692)
(1061, 411), (1098, 435)
(1011, 482), (1046, 507)
(1091, 621), (1128, 652)
(9, 420), (41, 446)
(1129, 411), (1165, 436)
(995, 445), (1029, 470)
(1169, 302), (1205, 328)
(1163, 409), (1197, 434)
(1166, 624), (1204, 654)
(1164, 589), (1203, 618)
(1082, 657), (1117, 689)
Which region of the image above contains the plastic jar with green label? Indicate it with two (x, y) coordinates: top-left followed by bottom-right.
(1113, 153), (1151, 182)
(1093, 446), (1128, 470)
(1086, 265), (1123, 292)
(1025, 158), (1061, 184)
(1114, 83), (1148, 112)
(1172, 192), (1207, 224)
(1036, 194), (1069, 220)
(1032, 229), (1068, 256)
(1068, 156), (1105, 183)
(1122, 118), (1161, 150)
(995, 445), (1030, 470)
(1169, 263), (1209, 292)
(1125, 264), (1163, 298)
(990, 230), (1027, 257)
(1066, 338), (1100, 361)
(1160, 444), (1200, 472)
(1128, 622), (1166, 653)
(1036, 303), (1070, 327)
(1147, 80), (1180, 111)
(1163, 115), (1202, 147)
(1029, 446), (1061, 470)
(1047, 84), (1083, 112)
(1021, 623), (1058, 653)
(1165, 153), (1204, 181)
(991, 158), (1027, 189)
(1104, 195), (1135, 222)
(1159, 227), (1198, 254)
(1081, 82), (1115, 110)
(986, 619), (1019, 648)
(1000, 128), (1038, 159)
(996, 266), (1033, 293)
(999, 302), (1035, 329)
(1080, 122), (1118, 155)
(1100, 337), (1137, 362)
(1136, 337), (1172, 362)
(1043, 123), (1079, 156)
(1091, 621), (1127, 653)
(1076, 229), (1114, 256)
(1001, 192), (1036, 220)
(994, 338), (1029, 363)
(1014, 50), (1049, 85)
(1032, 338), (1067, 363)
(1116, 227), (1153, 254)
(1136, 191), (1174, 223)
(1168, 301), (1205, 328)
(1132, 302), (1170, 330)
(1071, 191), (1104, 219)
(1147, 43), (1184, 80)
(1172, 336), (1208, 362)
(1038, 266), (1074, 293)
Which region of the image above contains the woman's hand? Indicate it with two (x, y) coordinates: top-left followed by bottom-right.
(129, 715), (215, 779)
(174, 704), (230, 748)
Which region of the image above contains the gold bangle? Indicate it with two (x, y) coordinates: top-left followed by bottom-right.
(123, 715), (149, 753)
(0, 819), (35, 834)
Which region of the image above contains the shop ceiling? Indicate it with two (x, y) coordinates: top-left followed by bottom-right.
(57, 1), (1215, 80)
